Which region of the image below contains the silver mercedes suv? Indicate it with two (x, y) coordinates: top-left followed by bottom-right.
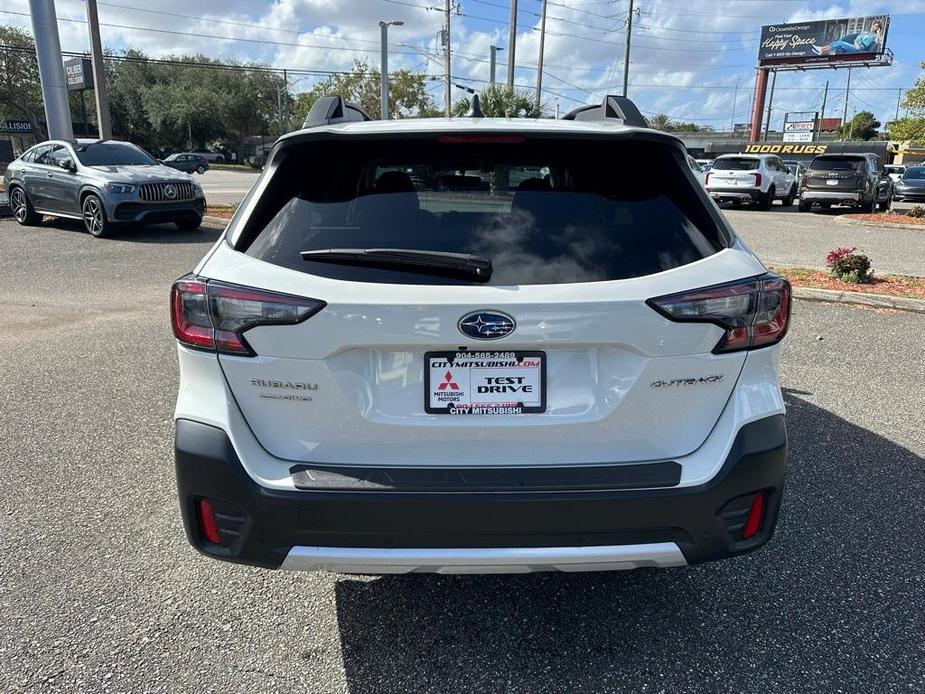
(5, 139), (206, 237)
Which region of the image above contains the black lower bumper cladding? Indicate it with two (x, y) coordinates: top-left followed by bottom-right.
(175, 416), (787, 569)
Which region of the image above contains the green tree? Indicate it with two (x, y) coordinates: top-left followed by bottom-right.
(886, 116), (925, 142)
(291, 59), (437, 125)
(646, 113), (672, 131)
(0, 25), (46, 138)
(837, 111), (880, 140)
(901, 61), (925, 114)
(452, 84), (543, 118)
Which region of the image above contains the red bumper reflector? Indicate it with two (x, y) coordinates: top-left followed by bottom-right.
(198, 499), (222, 544)
(742, 493), (766, 539)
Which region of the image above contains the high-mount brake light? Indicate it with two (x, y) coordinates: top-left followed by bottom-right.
(436, 135), (526, 144)
(170, 275), (325, 357)
(647, 273), (791, 354)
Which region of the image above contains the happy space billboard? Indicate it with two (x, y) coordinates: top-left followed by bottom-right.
(759, 16), (890, 67)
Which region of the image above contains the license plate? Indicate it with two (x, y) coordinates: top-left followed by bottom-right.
(826, 179), (839, 186)
(425, 350), (546, 415)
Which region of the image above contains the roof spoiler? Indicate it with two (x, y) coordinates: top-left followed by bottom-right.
(302, 95), (373, 129)
(562, 95), (647, 129)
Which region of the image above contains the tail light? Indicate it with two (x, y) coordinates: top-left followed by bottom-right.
(171, 274), (325, 356)
(704, 172), (711, 187)
(800, 174), (808, 188)
(753, 172), (762, 187)
(742, 493), (766, 539)
(647, 273), (791, 353)
(197, 498), (222, 544)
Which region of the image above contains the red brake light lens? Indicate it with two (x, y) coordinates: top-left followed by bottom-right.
(197, 498), (222, 544)
(742, 493), (766, 539)
(705, 172), (711, 187)
(170, 275), (325, 356)
(436, 135), (526, 144)
(753, 172), (762, 187)
(647, 273), (791, 353)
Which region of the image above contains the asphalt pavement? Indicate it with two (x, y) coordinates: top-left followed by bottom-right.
(722, 204), (925, 277)
(0, 217), (923, 693)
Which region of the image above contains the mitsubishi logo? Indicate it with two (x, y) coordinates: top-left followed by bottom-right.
(437, 371), (459, 391)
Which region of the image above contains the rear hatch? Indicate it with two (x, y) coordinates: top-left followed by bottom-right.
(198, 129), (769, 467)
(707, 157), (761, 189)
(804, 156), (866, 192)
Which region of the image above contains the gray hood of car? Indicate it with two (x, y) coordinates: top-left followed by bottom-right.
(84, 164), (194, 183)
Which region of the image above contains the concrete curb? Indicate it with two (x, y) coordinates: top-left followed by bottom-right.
(202, 215), (229, 229)
(835, 216), (925, 231)
(792, 287), (925, 314)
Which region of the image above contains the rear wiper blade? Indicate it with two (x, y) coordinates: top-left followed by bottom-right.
(300, 248), (492, 282)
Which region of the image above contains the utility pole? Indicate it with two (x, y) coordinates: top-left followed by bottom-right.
(86, 0), (112, 139)
(816, 80), (829, 142)
(622, 0), (635, 97)
(763, 69), (777, 140)
(444, 1), (452, 116)
(535, 0), (547, 109)
(731, 77), (740, 133)
(489, 45), (502, 85)
(842, 68), (851, 127)
(506, 0), (517, 88)
(895, 88), (903, 122)
(29, 0), (73, 140)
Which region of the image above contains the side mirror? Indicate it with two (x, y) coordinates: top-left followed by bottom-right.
(58, 158), (75, 171)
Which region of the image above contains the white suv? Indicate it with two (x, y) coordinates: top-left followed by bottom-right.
(707, 154), (797, 210)
(171, 96), (791, 575)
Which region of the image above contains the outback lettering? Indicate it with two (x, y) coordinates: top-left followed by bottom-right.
(651, 375), (724, 388)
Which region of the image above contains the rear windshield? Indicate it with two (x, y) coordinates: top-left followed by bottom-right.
(903, 168), (925, 180)
(76, 143), (156, 167)
(810, 157), (864, 172)
(713, 157), (759, 171)
(240, 137), (726, 286)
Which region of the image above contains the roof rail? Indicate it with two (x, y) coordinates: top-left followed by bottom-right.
(302, 95), (373, 129)
(562, 95), (647, 129)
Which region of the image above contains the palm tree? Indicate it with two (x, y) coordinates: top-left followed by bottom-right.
(452, 85), (544, 118)
(647, 113), (672, 131)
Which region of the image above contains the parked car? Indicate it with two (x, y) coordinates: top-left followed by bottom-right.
(170, 95), (791, 575)
(0, 170), (8, 210)
(783, 160), (807, 191)
(163, 152), (209, 174)
(5, 139), (205, 237)
(687, 155), (706, 186)
(705, 153), (797, 209)
(892, 166), (925, 203)
(884, 164), (906, 183)
(193, 149), (226, 163)
(798, 153), (892, 212)
(695, 158), (714, 173)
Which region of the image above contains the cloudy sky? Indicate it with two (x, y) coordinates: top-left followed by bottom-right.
(3, 0), (925, 129)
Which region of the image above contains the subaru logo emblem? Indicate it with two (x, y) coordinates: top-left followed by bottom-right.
(164, 184), (177, 199)
(458, 311), (516, 340)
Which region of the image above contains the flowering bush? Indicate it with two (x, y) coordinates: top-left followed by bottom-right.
(826, 246), (873, 283)
(825, 246), (856, 267)
(907, 206), (925, 218)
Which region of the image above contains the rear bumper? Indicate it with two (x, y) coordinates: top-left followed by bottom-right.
(175, 415), (787, 573)
(801, 190), (862, 202)
(707, 187), (761, 202)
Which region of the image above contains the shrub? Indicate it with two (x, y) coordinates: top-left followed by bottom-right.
(827, 247), (873, 283)
(907, 206), (925, 218)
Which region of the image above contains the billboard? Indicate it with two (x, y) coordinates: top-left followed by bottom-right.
(783, 113), (817, 143)
(759, 16), (889, 67)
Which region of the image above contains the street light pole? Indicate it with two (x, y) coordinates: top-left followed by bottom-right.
(379, 20), (403, 120)
(535, 0), (547, 110)
(28, 0), (73, 140)
(506, 0), (517, 88)
(622, 0), (635, 97)
(489, 45), (502, 85)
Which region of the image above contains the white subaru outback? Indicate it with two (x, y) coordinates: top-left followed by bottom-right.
(171, 96), (791, 574)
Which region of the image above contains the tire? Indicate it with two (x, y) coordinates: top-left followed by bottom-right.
(878, 194), (891, 212)
(9, 186), (41, 226)
(862, 196), (876, 214)
(757, 186), (774, 211)
(175, 216), (202, 231)
(196, 165), (206, 174)
(81, 193), (111, 237)
(215, 155), (225, 164)
(798, 199), (811, 213)
(781, 185), (797, 207)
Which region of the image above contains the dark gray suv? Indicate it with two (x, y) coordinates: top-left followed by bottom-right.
(5, 139), (206, 237)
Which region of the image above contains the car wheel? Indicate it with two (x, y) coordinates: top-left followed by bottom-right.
(862, 195), (876, 213)
(798, 199), (811, 213)
(175, 216), (202, 231)
(81, 194), (111, 237)
(758, 186), (774, 211)
(196, 165), (206, 174)
(9, 186), (41, 226)
(781, 185), (796, 207)
(215, 155), (225, 164)
(878, 194), (891, 212)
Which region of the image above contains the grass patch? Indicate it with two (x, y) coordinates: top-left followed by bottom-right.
(772, 266), (925, 299)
